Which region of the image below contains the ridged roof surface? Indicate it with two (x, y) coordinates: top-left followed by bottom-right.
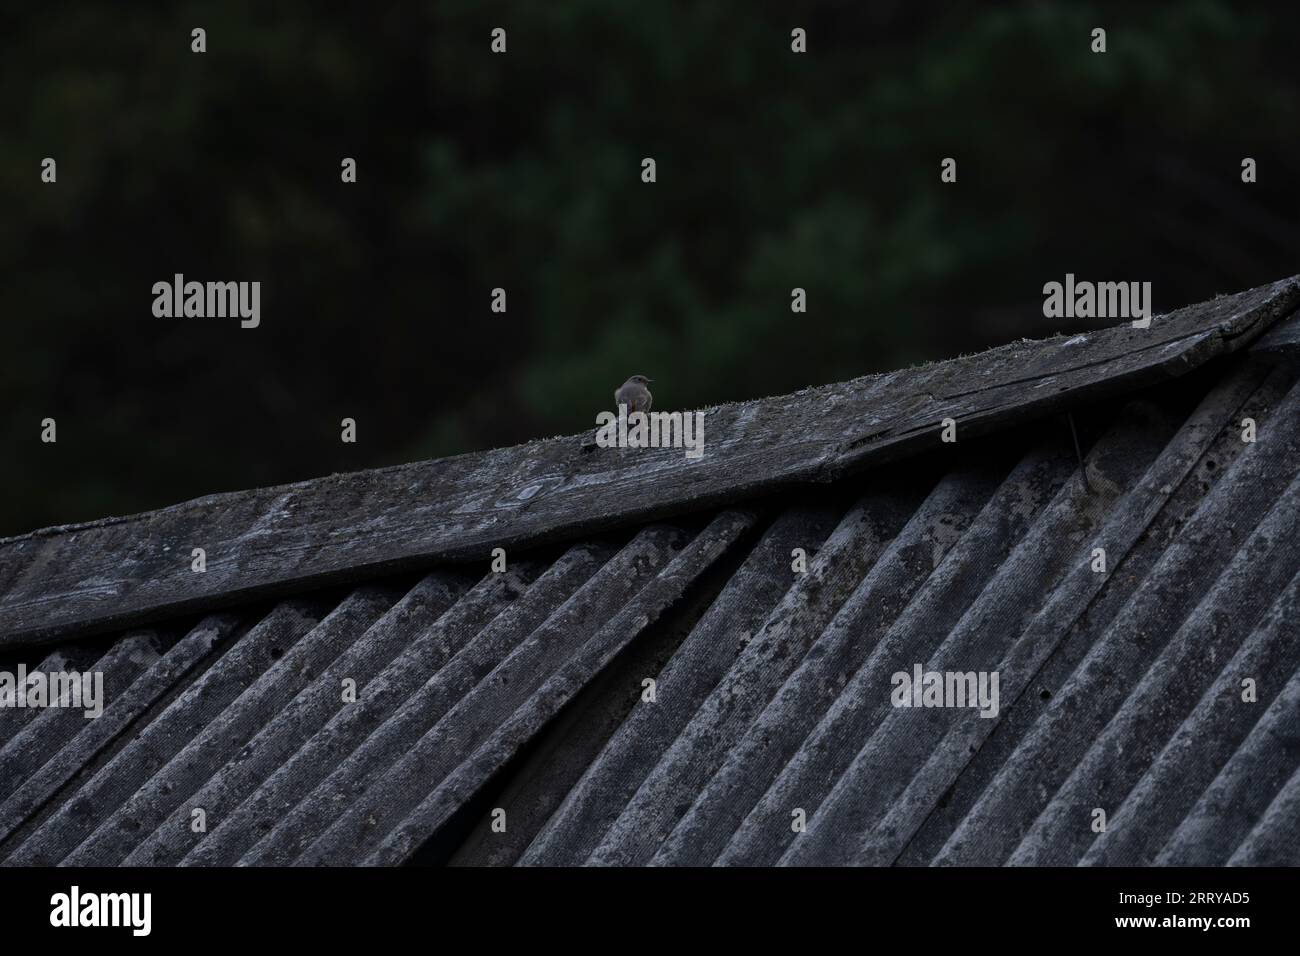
(2, 282), (1299, 867)
(507, 358), (1300, 867)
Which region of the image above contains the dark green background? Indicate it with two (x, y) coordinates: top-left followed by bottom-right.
(3, 1), (1298, 536)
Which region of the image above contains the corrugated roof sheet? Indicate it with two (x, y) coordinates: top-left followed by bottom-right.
(497, 357), (1300, 867)
(0, 511), (756, 865)
(2, 282), (1299, 867)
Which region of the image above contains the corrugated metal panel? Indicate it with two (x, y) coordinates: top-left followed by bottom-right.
(0, 511), (757, 865)
(2, 355), (1297, 867)
(505, 356), (1300, 867)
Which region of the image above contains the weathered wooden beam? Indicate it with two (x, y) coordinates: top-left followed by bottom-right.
(2, 275), (1297, 648)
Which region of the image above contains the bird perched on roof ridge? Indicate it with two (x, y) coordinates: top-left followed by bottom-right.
(615, 374), (653, 414)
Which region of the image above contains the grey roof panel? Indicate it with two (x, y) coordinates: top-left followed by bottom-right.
(469, 502), (847, 867)
(0, 514), (761, 866)
(509, 356), (1300, 867)
(610, 462), (1011, 869)
(0, 617), (237, 851)
(1229, 762), (1300, 866)
(229, 548), (612, 866)
(1082, 565), (1300, 866)
(935, 370), (1300, 866)
(353, 510), (758, 866)
(1156, 659), (1300, 866)
(582, 486), (932, 867)
(8, 602), (330, 866)
(896, 359), (1294, 865)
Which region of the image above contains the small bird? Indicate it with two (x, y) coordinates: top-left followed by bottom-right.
(615, 374), (653, 414)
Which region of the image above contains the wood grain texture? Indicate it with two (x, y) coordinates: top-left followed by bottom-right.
(3, 275), (1297, 648)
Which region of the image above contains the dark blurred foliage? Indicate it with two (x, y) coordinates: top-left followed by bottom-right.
(3, 1), (1298, 535)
